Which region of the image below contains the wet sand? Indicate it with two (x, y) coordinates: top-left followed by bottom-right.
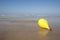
(0, 18), (60, 40)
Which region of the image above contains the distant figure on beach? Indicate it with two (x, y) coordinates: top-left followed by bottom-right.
(38, 18), (51, 30)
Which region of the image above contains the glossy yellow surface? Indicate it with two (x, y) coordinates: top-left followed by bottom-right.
(38, 18), (50, 30)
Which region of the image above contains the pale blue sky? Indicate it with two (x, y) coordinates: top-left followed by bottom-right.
(0, 0), (60, 17)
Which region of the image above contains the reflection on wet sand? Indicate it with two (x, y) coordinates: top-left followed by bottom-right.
(38, 29), (49, 40)
(38, 29), (49, 37)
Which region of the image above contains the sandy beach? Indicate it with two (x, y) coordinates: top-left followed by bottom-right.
(0, 17), (60, 40)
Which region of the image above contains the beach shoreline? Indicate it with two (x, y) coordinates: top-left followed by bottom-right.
(0, 17), (60, 40)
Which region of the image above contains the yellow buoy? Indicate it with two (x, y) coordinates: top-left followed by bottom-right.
(38, 18), (51, 30)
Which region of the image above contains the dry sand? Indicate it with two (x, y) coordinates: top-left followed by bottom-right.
(0, 18), (60, 40)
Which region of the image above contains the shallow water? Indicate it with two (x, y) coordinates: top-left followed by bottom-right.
(0, 17), (60, 40)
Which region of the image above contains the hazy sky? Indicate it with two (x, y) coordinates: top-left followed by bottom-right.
(0, 0), (60, 16)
